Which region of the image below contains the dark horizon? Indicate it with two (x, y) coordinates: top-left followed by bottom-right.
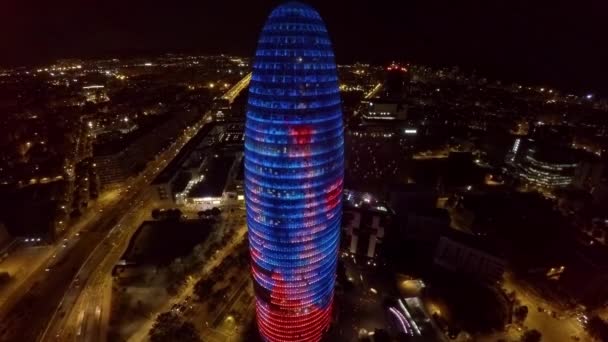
(2, 0), (607, 95)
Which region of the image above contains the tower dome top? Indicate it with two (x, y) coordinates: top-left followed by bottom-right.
(268, 1), (322, 20)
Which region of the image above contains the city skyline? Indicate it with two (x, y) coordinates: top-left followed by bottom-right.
(1, 0), (607, 95)
(1, 1), (608, 342)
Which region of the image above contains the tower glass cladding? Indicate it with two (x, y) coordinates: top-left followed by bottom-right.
(245, 2), (344, 341)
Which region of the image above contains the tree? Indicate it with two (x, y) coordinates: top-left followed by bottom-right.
(166, 282), (180, 296)
(172, 322), (200, 342)
(192, 244), (205, 256)
(135, 299), (145, 315)
(168, 209), (183, 221)
(373, 329), (390, 342)
(521, 329), (542, 342)
(0, 271), (11, 284)
(207, 299), (218, 312)
(514, 305), (528, 323)
(588, 316), (608, 341)
(193, 278), (213, 300)
(149, 312), (201, 342)
(169, 258), (185, 277)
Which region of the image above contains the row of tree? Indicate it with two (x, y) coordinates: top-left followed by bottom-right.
(149, 312), (201, 342)
(588, 316), (608, 341)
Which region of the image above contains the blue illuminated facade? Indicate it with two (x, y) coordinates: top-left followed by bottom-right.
(245, 2), (344, 341)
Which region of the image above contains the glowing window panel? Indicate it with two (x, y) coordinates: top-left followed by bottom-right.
(245, 2), (344, 341)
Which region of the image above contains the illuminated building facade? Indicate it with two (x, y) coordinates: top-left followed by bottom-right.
(245, 2), (344, 341)
(516, 144), (579, 187)
(383, 63), (409, 99)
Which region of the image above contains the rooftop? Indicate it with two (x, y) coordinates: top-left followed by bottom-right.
(93, 113), (171, 156)
(152, 121), (217, 185)
(440, 227), (505, 259)
(171, 171), (192, 195)
(189, 154), (235, 198)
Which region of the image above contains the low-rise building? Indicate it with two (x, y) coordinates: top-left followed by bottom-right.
(151, 121), (245, 211)
(94, 109), (200, 187)
(434, 231), (506, 282)
(342, 190), (392, 259)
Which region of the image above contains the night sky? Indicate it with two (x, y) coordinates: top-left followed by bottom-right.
(1, 0), (606, 94)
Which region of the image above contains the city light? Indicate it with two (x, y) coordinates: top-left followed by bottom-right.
(0, 3), (604, 342)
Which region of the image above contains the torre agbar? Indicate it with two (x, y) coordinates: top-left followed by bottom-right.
(244, 2), (344, 341)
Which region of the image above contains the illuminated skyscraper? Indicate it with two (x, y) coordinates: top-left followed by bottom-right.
(384, 63), (409, 99)
(245, 2), (344, 341)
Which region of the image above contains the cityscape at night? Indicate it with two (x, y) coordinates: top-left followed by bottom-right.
(1, 1), (608, 342)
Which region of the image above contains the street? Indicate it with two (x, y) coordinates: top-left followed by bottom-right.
(477, 272), (589, 342)
(38, 108), (215, 342)
(0, 111), (205, 342)
(37, 73), (252, 342)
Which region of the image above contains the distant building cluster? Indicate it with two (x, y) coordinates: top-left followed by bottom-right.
(152, 122), (245, 211)
(505, 124), (604, 189)
(1, 36), (608, 342)
(0, 55), (248, 243)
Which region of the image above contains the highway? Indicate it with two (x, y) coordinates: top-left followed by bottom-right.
(44, 194), (153, 342)
(34, 74), (252, 342)
(38, 114), (208, 342)
(221, 73), (251, 104)
(364, 82), (383, 99)
(0, 191), (114, 314)
(0, 111), (203, 342)
(0, 185), (122, 340)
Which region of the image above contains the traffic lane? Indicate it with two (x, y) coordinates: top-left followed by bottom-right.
(13, 194), (148, 341)
(46, 192), (155, 340)
(3, 109), (207, 341)
(0, 245), (53, 312)
(525, 309), (584, 342)
(45, 197), (154, 341)
(0, 232), (102, 342)
(0, 189), (123, 317)
(502, 273), (587, 341)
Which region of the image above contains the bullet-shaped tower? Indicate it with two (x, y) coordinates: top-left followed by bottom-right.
(245, 2), (344, 341)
